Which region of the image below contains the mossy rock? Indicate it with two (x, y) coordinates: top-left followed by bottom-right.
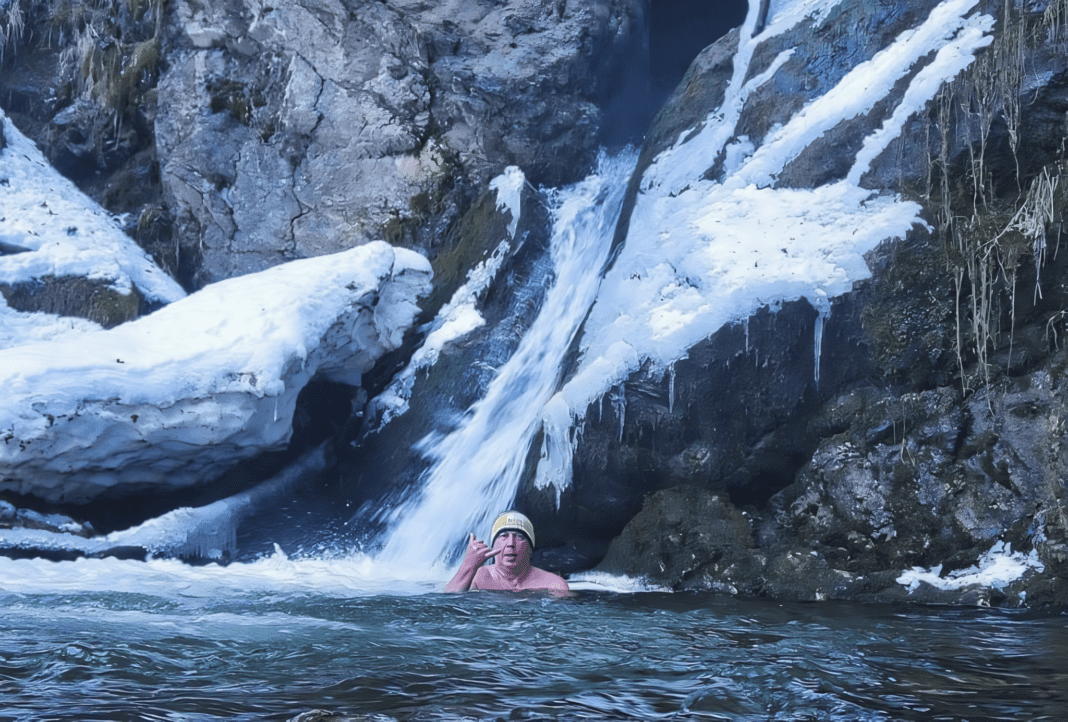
(421, 188), (514, 320)
(0, 275), (142, 328)
(596, 485), (755, 585)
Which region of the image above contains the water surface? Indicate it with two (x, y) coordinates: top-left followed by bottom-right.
(1, 571), (1064, 721)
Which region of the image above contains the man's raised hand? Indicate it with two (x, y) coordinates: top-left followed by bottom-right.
(444, 533), (500, 592)
(464, 532), (501, 566)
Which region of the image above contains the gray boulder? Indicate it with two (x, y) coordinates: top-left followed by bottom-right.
(155, 0), (645, 285)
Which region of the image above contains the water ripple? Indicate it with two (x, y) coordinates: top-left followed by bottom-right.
(0, 592), (1065, 720)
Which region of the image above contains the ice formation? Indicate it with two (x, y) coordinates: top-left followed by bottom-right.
(897, 541), (1046, 593)
(489, 165), (525, 240)
(533, 0), (995, 494)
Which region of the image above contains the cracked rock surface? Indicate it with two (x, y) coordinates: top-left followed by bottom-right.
(156, 0), (645, 286)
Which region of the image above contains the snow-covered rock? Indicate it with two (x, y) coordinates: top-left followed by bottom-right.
(0, 445), (330, 561)
(0, 110), (187, 346)
(0, 240), (431, 504)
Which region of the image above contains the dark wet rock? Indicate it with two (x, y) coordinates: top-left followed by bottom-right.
(532, 539), (610, 576)
(519, 296), (855, 554)
(589, 352), (1068, 606)
(596, 486), (763, 595)
(0, 275), (143, 328)
(525, 0), (1068, 608)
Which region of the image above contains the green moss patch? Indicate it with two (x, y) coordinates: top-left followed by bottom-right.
(0, 275), (142, 328)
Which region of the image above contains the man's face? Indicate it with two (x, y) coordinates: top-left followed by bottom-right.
(491, 530), (532, 573)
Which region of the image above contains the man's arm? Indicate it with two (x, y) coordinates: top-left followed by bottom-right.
(444, 533), (500, 592)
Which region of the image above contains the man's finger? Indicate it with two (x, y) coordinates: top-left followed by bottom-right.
(485, 548), (502, 557)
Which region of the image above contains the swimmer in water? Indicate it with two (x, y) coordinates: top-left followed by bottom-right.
(444, 510), (570, 593)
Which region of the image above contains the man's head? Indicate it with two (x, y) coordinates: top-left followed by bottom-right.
(490, 510), (535, 574)
(490, 510), (535, 548)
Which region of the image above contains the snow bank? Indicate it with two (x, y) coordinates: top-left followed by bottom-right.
(534, 0), (994, 491)
(0, 240), (431, 503)
(0, 111), (186, 347)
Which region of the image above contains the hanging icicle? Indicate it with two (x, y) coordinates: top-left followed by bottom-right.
(668, 364), (677, 415)
(611, 383), (627, 442)
(811, 290), (830, 385)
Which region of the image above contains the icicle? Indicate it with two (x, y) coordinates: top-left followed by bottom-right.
(668, 364), (676, 415)
(811, 290), (830, 385)
(490, 166), (526, 239)
(273, 396), (279, 423)
(813, 314), (824, 385)
(534, 395), (578, 510)
(611, 383), (627, 442)
(744, 317), (750, 354)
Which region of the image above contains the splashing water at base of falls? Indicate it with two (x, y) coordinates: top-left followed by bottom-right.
(372, 149), (637, 570)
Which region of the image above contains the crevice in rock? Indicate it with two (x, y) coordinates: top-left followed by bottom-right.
(598, 0), (748, 146)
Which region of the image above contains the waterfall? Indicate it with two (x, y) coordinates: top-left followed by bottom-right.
(373, 149), (636, 568)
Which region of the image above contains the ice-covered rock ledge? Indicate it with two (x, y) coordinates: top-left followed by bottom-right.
(1, 241), (431, 504)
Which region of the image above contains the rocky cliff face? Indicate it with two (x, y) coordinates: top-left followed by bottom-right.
(515, 0), (1068, 607)
(0, 0), (645, 533)
(2, 0), (646, 288)
(6, 0), (1068, 608)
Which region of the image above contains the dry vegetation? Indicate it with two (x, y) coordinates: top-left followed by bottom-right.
(925, 0), (1068, 390)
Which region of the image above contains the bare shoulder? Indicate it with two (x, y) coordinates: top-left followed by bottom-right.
(470, 566), (493, 590)
(528, 566), (570, 592)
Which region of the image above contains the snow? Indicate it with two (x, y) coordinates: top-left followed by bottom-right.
(1, 195), (431, 503)
(897, 541), (1046, 593)
(489, 165), (525, 239)
(370, 239), (510, 428)
(0, 111), (186, 320)
(534, 0), (995, 493)
(0, 299), (102, 350)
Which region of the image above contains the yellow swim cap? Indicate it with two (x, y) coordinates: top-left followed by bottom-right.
(491, 510), (535, 547)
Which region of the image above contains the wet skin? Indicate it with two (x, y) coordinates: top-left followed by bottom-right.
(444, 531), (569, 594)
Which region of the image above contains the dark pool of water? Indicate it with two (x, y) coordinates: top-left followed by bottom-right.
(0, 588), (1065, 721)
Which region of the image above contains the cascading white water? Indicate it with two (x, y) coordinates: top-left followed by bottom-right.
(373, 149), (637, 568)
